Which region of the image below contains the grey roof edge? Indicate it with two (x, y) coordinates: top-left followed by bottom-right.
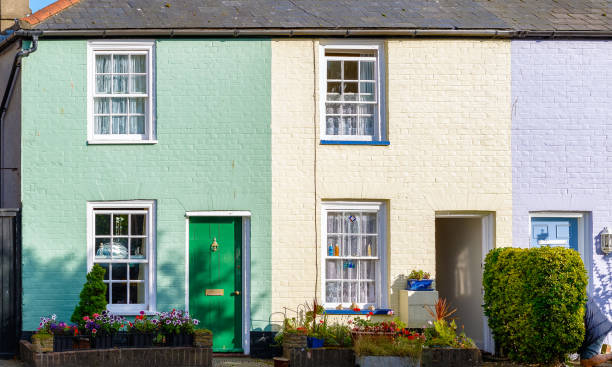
(23, 27), (612, 39)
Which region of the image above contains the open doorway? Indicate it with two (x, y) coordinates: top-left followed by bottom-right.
(435, 213), (494, 353)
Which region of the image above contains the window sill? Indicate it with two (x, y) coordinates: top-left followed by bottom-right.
(87, 140), (158, 145)
(324, 308), (393, 315)
(108, 309), (157, 316)
(320, 140), (390, 146)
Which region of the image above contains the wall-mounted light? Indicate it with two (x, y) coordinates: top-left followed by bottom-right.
(600, 227), (612, 254)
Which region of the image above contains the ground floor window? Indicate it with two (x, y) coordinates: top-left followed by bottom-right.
(321, 201), (386, 309)
(87, 200), (156, 314)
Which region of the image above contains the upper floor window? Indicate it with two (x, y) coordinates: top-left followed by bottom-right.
(320, 43), (386, 143)
(87, 41), (156, 144)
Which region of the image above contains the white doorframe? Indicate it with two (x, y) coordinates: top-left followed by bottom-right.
(184, 211), (252, 355)
(435, 212), (495, 354)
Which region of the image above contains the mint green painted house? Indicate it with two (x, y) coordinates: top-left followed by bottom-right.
(21, 37), (271, 351)
(1, 31), (272, 352)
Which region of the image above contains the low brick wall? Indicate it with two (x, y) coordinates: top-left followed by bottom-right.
(20, 340), (212, 367)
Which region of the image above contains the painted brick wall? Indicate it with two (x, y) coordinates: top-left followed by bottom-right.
(512, 40), (612, 342)
(20, 39), (272, 330)
(271, 39), (512, 320)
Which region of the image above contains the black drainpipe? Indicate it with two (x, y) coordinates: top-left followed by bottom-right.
(0, 30), (42, 207)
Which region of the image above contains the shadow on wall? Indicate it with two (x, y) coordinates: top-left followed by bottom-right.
(21, 247), (86, 331)
(593, 231), (612, 317)
(391, 273), (408, 307)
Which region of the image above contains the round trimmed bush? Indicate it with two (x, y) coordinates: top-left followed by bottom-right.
(483, 246), (587, 365)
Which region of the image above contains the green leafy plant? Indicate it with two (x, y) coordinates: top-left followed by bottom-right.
(354, 334), (423, 357)
(407, 269), (430, 280)
(323, 324), (353, 347)
(483, 247), (587, 365)
(127, 311), (159, 334)
(424, 319), (475, 348)
(70, 264), (108, 326)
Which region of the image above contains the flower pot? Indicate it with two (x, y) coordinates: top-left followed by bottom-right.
(406, 279), (433, 291)
(166, 333), (194, 347)
(193, 331), (213, 348)
(306, 336), (324, 348)
(129, 333), (155, 348)
(356, 355), (421, 367)
(282, 333), (307, 359)
(31, 333), (53, 353)
(73, 337), (91, 350)
(53, 335), (74, 352)
(92, 334), (113, 349)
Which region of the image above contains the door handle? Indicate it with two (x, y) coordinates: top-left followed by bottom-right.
(231, 291), (240, 296)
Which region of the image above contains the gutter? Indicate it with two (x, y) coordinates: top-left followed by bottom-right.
(0, 30), (41, 207)
(33, 28), (612, 39)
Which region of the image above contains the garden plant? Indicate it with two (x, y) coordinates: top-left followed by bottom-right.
(483, 246), (587, 365)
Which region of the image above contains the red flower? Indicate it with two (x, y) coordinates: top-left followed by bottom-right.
(368, 311), (374, 316)
(407, 335), (415, 340)
(92, 328), (97, 334)
(352, 308), (360, 312)
(83, 316), (89, 321)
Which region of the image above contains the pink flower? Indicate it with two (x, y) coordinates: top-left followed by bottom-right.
(140, 311), (145, 315)
(92, 328), (97, 334)
(92, 313), (99, 318)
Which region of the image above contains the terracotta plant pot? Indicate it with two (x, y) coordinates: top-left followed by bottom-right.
(31, 333), (53, 353)
(73, 337), (91, 350)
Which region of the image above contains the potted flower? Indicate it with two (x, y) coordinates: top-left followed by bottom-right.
(305, 301), (326, 349)
(49, 321), (79, 352)
(406, 269), (433, 291)
(421, 298), (481, 366)
(157, 309), (199, 347)
(84, 311), (125, 349)
(127, 311), (158, 348)
(31, 315), (55, 353)
(350, 315), (403, 341)
(274, 317), (308, 359)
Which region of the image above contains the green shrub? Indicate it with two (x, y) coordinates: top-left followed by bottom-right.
(70, 264), (108, 326)
(483, 247), (587, 365)
(354, 335), (423, 357)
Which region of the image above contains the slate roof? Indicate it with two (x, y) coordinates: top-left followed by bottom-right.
(22, 0), (612, 33)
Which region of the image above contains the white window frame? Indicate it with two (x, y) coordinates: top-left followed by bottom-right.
(87, 40), (156, 144)
(319, 41), (386, 142)
(86, 200), (156, 315)
(320, 201), (388, 309)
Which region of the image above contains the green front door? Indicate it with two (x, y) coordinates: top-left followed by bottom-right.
(189, 217), (242, 352)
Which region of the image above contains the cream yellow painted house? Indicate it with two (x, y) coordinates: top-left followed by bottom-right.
(271, 39), (512, 351)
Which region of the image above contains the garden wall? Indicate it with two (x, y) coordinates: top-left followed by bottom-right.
(20, 340), (212, 367)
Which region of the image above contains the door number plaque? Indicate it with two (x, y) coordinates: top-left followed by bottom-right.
(205, 289), (224, 296)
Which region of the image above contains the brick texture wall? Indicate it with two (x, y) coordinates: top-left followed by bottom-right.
(512, 40), (612, 343)
(20, 39), (272, 330)
(271, 39), (512, 320)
